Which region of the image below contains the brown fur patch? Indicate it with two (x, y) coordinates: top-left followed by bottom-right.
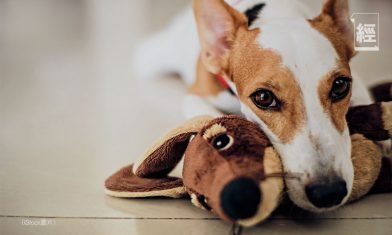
(239, 147), (283, 227)
(346, 102), (390, 140)
(188, 57), (226, 97)
(349, 134), (382, 202)
(105, 165), (185, 198)
(309, 14), (354, 62)
(370, 157), (392, 194)
(371, 82), (392, 102)
(227, 27), (305, 143)
(183, 116), (273, 222)
(136, 133), (191, 178)
(200, 115), (271, 158)
(134, 116), (213, 177)
(318, 70), (352, 133)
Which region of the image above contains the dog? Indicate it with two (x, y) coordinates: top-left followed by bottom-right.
(132, 0), (385, 213)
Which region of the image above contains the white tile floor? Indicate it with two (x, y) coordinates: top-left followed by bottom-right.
(0, 0), (391, 234)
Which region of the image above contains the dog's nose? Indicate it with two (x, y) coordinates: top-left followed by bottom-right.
(220, 178), (261, 220)
(305, 180), (347, 208)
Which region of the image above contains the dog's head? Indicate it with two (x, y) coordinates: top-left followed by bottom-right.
(193, 0), (355, 212)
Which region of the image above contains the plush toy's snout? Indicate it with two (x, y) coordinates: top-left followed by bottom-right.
(220, 177), (262, 220)
(183, 134), (266, 222)
(182, 117), (283, 225)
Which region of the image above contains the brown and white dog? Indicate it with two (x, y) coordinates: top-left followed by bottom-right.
(132, 0), (389, 212)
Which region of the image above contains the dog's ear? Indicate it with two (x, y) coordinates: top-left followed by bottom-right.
(193, 0), (247, 74)
(133, 115), (213, 178)
(316, 0), (354, 60)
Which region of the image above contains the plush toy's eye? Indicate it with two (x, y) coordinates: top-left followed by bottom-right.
(250, 89), (281, 111)
(330, 77), (351, 102)
(212, 134), (234, 151)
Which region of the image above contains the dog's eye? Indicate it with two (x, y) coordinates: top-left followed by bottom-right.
(330, 77), (351, 102)
(250, 89), (281, 110)
(212, 134), (234, 151)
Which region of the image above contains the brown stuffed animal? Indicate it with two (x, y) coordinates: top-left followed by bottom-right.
(347, 101), (392, 198)
(105, 102), (392, 227)
(105, 115), (284, 226)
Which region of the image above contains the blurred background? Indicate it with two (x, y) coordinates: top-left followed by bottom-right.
(0, 1), (391, 233)
(1, 0), (391, 165)
(0, 0), (192, 167)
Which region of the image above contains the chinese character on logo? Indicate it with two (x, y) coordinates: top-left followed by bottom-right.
(351, 13), (379, 51)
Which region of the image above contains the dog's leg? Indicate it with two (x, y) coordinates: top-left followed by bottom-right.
(183, 94), (224, 118)
(183, 57), (225, 118)
(183, 91), (242, 118)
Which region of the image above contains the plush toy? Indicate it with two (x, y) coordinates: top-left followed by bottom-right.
(105, 102), (392, 227)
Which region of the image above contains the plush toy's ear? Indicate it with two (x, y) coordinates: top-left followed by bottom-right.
(346, 102), (392, 141)
(347, 101), (392, 201)
(105, 164), (186, 198)
(105, 116), (213, 198)
(133, 115), (213, 178)
(370, 82), (392, 102)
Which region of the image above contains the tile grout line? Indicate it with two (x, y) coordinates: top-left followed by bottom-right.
(0, 215), (218, 220)
(1, 215), (392, 221)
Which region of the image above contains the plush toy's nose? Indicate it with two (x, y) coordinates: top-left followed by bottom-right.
(305, 179), (347, 208)
(220, 178), (261, 220)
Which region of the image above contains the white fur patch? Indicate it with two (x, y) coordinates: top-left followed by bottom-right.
(190, 193), (206, 210)
(169, 155), (185, 178)
(350, 73), (374, 106)
(207, 91), (242, 115)
(183, 94), (224, 119)
(228, 0), (313, 25)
